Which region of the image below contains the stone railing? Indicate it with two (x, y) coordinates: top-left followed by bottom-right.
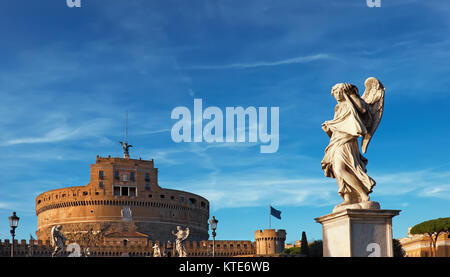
(0, 239), (255, 257)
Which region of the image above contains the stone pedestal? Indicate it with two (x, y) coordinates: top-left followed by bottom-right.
(315, 209), (400, 257)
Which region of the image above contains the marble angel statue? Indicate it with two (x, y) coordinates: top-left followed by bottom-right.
(172, 226), (190, 257)
(321, 77), (385, 212)
(152, 244), (162, 257)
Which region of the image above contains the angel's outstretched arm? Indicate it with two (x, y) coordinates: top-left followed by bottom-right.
(183, 228), (190, 240)
(322, 122), (332, 138)
(345, 92), (367, 114)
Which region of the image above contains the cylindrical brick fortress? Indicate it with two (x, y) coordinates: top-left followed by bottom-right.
(36, 156), (210, 242)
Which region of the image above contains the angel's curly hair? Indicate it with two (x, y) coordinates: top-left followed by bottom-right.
(333, 82), (359, 96)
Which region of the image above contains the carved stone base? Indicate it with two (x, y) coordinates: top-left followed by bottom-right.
(315, 209), (401, 257)
(332, 200), (380, 213)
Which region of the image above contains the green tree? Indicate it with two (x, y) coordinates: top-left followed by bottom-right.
(283, 246), (301, 255)
(308, 240), (323, 257)
(300, 231), (309, 256)
(392, 239), (405, 257)
(410, 217), (450, 257)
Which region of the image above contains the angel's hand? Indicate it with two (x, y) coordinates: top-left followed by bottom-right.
(322, 123), (332, 137)
(350, 93), (367, 113)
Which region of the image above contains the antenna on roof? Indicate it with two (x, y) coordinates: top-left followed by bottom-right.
(119, 111), (132, 159)
(125, 111), (129, 143)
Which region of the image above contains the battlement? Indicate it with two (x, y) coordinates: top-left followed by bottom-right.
(95, 155), (155, 166)
(255, 229), (286, 240)
(0, 239), (255, 257)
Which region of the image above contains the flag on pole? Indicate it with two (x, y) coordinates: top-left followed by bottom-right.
(270, 206), (281, 220)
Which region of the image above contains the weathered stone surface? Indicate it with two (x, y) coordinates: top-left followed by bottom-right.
(315, 209), (400, 257)
(332, 200), (380, 213)
(321, 78), (385, 208)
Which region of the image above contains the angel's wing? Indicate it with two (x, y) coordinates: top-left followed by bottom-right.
(361, 77), (385, 154)
(50, 226), (56, 246)
(183, 228), (190, 240)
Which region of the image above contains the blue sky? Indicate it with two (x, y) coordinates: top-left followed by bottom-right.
(0, 0), (449, 244)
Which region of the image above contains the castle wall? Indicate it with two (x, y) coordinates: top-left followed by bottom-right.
(255, 229), (286, 255)
(0, 239), (255, 257)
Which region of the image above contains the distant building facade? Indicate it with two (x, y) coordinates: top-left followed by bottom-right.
(285, 240), (302, 249)
(399, 231), (450, 257)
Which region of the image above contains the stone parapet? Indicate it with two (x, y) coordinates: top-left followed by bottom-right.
(315, 209), (401, 257)
(0, 239), (255, 257)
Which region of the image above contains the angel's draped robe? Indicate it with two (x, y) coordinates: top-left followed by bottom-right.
(321, 100), (375, 201)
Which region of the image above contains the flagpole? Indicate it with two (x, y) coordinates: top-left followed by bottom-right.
(269, 205), (271, 229)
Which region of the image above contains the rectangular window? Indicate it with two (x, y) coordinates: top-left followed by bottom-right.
(130, 172), (135, 181)
(129, 187), (136, 197)
(113, 186), (121, 196)
(99, 170), (104, 179)
(145, 173), (150, 182)
(121, 186), (129, 196)
(99, 181), (103, 188)
(145, 184), (150, 191)
(115, 171), (119, 180)
(122, 174), (128, 182)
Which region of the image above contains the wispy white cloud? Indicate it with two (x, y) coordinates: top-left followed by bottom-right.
(182, 54), (332, 70)
(420, 185), (450, 199)
(188, 88), (195, 97)
(0, 200), (34, 214)
(133, 128), (171, 136)
(4, 126), (79, 145)
(184, 177), (336, 211)
(2, 118), (114, 146)
(165, 165), (450, 211)
(372, 169), (450, 198)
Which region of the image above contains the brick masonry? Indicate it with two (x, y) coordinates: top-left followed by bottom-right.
(35, 156), (210, 242)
